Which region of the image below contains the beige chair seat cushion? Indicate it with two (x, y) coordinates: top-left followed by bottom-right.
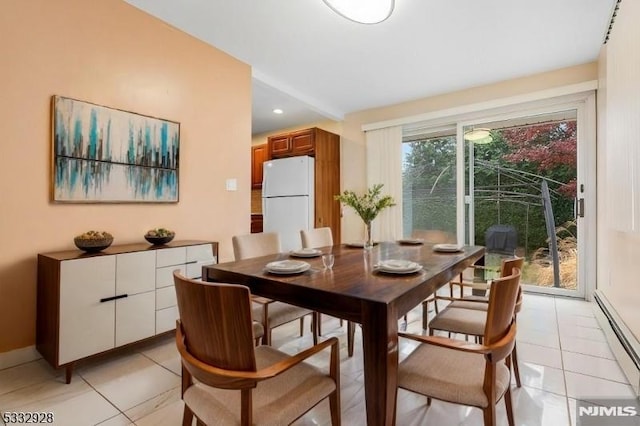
(449, 300), (489, 311)
(429, 306), (487, 336)
(398, 343), (510, 408)
(252, 301), (311, 329)
(184, 345), (335, 425)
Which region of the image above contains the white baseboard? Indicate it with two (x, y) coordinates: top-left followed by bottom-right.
(593, 290), (640, 396)
(0, 346), (42, 370)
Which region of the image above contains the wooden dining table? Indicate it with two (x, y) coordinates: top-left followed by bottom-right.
(203, 242), (485, 426)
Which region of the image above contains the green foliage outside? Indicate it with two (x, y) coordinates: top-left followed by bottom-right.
(402, 120), (577, 261)
(403, 137), (457, 238)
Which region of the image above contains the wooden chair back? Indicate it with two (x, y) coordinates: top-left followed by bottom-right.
(499, 257), (524, 277)
(301, 227), (333, 249)
(173, 272), (257, 376)
(483, 268), (521, 349)
(499, 257), (524, 314)
(232, 232), (281, 260)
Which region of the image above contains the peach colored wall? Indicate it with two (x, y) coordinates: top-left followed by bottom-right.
(0, 0), (251, 353)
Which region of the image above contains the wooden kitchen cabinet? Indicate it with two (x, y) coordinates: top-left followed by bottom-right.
(267, 128), (317, 158)
(267, 127), (341, 243)
(251, 214), (263, 233)
(251, 144), (268, 189)
(37, 240), (217, 383)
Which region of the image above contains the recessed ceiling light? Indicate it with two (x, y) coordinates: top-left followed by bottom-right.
(273, 108), (284, 114)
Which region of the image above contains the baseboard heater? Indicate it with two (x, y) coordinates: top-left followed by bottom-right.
(593, 290), (640, 395)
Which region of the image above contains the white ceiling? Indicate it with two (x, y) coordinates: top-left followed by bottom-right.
(124, 0), (616, 135)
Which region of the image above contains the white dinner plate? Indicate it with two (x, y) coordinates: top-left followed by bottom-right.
(375, 259), (423, 274)
(433, 243), (463, 253)
(289, 248), (322, 258)
(397, 238), (424, 245)
(265, 260), (311, 274)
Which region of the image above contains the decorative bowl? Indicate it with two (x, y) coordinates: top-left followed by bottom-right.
(74, 236), (113, 253)
(144, 234), (175, 245)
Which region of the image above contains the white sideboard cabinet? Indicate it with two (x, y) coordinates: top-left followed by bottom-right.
(37, 240), (217, 383)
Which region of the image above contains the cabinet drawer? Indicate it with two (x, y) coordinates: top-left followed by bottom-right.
(156, 306), (179, 334)
(116, 251), (156, 295)
(186, 244), (214, 263)
(156, 285), (177, 310)
(156, 264), (186, 289)
(251, 214), (263, 233)
(186, 260), (215, 279)
(156, 247), (186, 267)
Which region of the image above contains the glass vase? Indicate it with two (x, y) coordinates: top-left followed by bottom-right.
(363, 221), (374, 250)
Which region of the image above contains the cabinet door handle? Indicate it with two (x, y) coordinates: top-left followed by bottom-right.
(100, 294), (128, 303)
(185, 260), (197, 265)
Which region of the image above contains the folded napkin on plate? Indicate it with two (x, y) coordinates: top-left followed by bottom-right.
(377, 260), (417, 270)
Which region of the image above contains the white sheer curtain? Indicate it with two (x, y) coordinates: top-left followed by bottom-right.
(366, 126), (403, 241)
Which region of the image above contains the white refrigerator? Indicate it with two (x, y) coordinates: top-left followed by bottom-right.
(262, 156), (315, 252)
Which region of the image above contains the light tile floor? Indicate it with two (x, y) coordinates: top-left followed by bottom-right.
(0, 293), (634, 425)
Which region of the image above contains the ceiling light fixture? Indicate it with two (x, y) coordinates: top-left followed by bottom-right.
(322, 0), (395, 24)
(464, 128), (493, 144)
(273, 108), (284, 114)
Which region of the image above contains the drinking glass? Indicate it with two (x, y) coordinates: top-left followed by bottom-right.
(322, 254), (335, 269)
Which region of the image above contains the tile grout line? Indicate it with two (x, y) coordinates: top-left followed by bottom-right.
(75, 371), (132, 425)
(137, 350), (181, 379)
(554, 295), (575, 426)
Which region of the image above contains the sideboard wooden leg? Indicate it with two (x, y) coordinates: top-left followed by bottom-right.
(65, 363), (74, 384)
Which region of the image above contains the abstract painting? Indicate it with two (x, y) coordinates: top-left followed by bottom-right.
(52, 96), (180, 203)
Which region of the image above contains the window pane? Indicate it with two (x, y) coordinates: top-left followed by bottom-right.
(402, 134), (457, 242)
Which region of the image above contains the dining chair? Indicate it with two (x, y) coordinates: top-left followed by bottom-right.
(422, 253), (522, 328)
(397, 269), (521, 426)
(448, 256), (524, 305)
(300, 227), (355, 355)
(300, 227), (334, 250)
(173, 272), (341, 426)
(411, 229), (457, 321)
(232, 232), (318, 346)
(443, 227), (518, 306)
(426, 257), (525, 387)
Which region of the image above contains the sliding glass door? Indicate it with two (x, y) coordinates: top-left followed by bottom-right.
(463, 110), (585, 297)
(402, 93), (596, 298)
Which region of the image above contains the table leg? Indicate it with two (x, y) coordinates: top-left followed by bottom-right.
(361, 302), (398, 426)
